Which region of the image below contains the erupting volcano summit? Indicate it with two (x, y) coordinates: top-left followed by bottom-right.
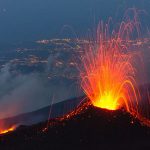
(80, 9), (150, 127)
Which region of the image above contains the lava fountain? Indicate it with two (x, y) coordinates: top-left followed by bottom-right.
(80, 9), (150, 125)
(81, 23), (140, 111)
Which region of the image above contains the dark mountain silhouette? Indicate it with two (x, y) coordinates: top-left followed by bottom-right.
(0, 99), (150, 150)
(0, 96), (84, 130)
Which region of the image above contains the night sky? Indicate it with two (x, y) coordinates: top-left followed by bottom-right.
(0, 0), (149, 43)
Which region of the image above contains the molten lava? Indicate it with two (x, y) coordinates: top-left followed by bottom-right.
(94, 92), (119, 110)
(0, 126), (16, 134)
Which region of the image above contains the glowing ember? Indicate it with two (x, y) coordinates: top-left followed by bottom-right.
(0, 126), (16, 134)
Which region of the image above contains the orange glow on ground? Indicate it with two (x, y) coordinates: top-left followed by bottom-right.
(0, 126), (16, 134)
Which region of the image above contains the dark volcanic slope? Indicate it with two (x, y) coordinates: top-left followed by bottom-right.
(0, 102), (150, 150)
(0, 96), (83, 129)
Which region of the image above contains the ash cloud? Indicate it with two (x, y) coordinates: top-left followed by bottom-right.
(0, 61), (82, 119)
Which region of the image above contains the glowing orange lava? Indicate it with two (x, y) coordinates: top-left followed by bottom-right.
(94, 92), (119, 110)
(0, 126), (16, 134)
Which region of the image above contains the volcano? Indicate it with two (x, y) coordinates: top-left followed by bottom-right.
(0, 99), (150, 150)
